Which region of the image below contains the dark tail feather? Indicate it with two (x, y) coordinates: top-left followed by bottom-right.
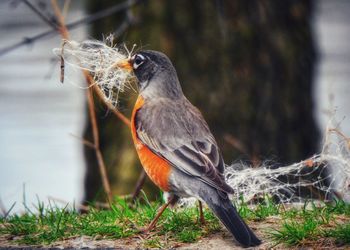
(204, 195), (261, 247)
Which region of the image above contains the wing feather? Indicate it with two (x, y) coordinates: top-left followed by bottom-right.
(135, 98), (233, 194)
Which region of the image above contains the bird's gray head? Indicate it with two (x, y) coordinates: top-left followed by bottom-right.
(130, 50), (183, 99)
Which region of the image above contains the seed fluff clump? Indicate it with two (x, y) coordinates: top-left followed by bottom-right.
(178, 123), (350, 207)
(53, 36), (137, 107)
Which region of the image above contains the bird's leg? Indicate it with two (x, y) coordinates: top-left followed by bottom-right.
(198, 200), (206, 225)
(140, 196), (174, 233)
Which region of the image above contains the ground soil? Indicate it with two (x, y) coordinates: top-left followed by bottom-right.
(0, 217), (346, 249)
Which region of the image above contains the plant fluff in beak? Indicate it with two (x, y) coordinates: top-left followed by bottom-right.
(116, 59), (133, 72)
(53, 39), (136, 106)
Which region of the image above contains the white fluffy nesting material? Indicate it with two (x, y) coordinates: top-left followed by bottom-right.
(53, 37), (136, 106)
(224, 125), (350, 203)
(177, 125), (350, 207)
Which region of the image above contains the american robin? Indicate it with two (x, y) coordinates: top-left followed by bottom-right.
(118, 50), (261, 247)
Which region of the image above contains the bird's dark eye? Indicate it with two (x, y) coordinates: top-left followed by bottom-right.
(133, 54), (146, 69)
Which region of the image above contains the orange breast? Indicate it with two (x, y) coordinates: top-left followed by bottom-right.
(131, 96), (171, 191)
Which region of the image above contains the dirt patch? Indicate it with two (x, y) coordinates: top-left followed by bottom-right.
(0, 218), (346, 249)
(0, 220), (273, 249)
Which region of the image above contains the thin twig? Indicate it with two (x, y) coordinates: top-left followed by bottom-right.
(112, 0), (137, 38)
(22, 0), (59, 30)
(329, 128), (350, 141)
(49, 0), (146, 204)
(223, 133), (248, 155)
(16, 0), (131, 127)
(60, 40), (66, 83)
(0, 0), (141, 57)
(223, 133), (261, 166)
(132, 170), (147, 202)
(50, 0), (69, 38)
(69, 133), (96, 149)
(113, 19), (131, 38)
(61, 0), (71, 21)
(86, 87), (113, 202)
(93, 84), (131, 127)
(51, 0), (112, 203)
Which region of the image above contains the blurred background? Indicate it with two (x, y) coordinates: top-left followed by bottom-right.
(0, 0), (349, 213)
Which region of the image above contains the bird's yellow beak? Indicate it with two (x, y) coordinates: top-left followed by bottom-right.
(115, 59), (133, 72)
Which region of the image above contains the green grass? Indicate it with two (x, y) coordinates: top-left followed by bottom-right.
(268, 199), (350, 247)
(0, 196), (220, 247)
(1, 196), (350, 248)
(325, 223), (350, 244)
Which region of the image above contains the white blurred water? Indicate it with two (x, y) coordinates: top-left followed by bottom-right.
(314, 0), (350, 134)
(0, 1), (86, 213)
(313, 0), (350, 196)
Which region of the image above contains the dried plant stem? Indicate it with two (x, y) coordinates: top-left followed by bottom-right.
(92, 84), (130, 127)
(23, 0), (59, 30)
(0, 0), (141, 57)
(50, 0), (147, 203)
(51, 0), (69, 38)
(329, 128), (350, 142)
(51, 0), (113, 203)
(86, 87), (112, 203)
(132, 170), (147, 202)
(69, 133), (95, 149)
(62, 0), (71, 20)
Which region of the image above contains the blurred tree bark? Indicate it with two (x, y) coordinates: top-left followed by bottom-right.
(83, 0), (319, 202)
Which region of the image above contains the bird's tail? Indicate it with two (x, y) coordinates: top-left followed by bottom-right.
(202, 193), (261, 247)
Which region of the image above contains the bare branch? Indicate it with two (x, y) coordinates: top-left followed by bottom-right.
(50, 0), (113, 203)
(131, 170), (146, 202)
(69, 133), (96, 149)
(0, 0), (141, 57)
(22, 0), (59, 30)
(85, 87), (112, 202)
(93, 84), (131, 127)
(23, 0), (146, 204)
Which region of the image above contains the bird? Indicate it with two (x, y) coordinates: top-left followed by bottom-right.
(117, 50), (261, 247)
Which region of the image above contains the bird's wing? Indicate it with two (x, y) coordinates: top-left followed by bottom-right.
(135, 98), (233, 194)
